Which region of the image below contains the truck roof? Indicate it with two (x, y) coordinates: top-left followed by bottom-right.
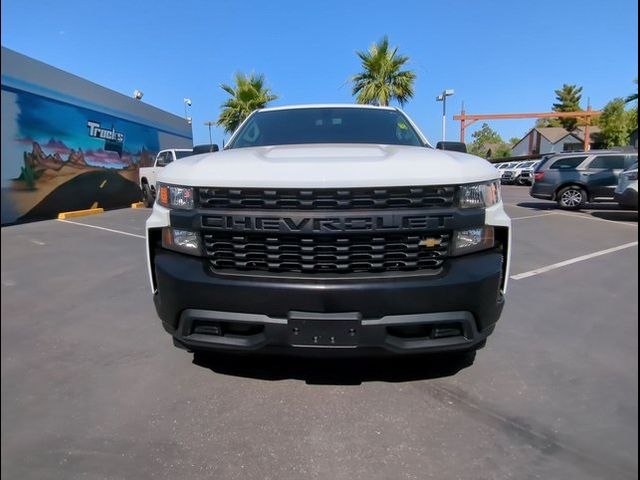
(257, 103), (397, 113)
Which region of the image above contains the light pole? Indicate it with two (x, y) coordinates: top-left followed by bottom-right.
(436, 89), (455, 141)
(204, 121), (215, 145)
(183, 98), (192, 124)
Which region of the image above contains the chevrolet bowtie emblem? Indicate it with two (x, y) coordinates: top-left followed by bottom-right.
(419, 237), (442, 248)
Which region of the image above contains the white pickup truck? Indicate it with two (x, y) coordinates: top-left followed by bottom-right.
(145, 104), (511, 358)
(139, 149), (193, 207)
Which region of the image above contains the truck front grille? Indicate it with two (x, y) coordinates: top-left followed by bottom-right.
(203, 232), (449, 274)
(198, 186), (455, 210)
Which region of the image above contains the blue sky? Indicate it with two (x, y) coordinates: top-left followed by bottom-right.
(2, 0), (637, 147)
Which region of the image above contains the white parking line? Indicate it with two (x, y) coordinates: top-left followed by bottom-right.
(511, 242), (638, 280)
(57, 219), (145, 239)
(554, 211), (638, 228)
(510, 212), (557, 220)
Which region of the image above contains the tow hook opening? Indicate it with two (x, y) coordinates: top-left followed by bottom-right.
(387, 323), (464, 340)
(191, 320), (265, 337)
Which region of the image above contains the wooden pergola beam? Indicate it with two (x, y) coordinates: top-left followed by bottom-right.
(454, 107), (601, 150)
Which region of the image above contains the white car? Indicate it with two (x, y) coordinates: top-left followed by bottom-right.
(145, 104), (511, 357)
(614, 162), (638, 209)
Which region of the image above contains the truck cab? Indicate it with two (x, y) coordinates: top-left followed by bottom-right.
(145, 105), (511, 358)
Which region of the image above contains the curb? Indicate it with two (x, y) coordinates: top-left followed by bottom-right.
(57, 208), (104, 220)
(131, 202), (145, 209)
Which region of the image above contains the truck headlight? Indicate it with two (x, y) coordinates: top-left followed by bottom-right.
(157, 183), (194, 209)
(162, 228), (202, 256)
(450, 226), (495, 256)
(458, 180), (501, 209)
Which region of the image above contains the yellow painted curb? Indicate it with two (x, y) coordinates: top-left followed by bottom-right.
(57, 208), (104, 220)
(131, 202), (145, 209)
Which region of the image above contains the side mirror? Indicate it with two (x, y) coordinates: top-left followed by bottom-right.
(192, 144), (220, 154)
(436, 141), (467, 153)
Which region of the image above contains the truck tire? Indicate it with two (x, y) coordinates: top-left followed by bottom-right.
(557, 186), (587, 210)
(142, 183), (154, 208)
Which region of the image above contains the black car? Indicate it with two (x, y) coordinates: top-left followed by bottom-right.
(530, 151), (638, 209)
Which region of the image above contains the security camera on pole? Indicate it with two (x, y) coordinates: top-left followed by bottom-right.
(436, 89), (454, 141)
(183, 98), (192, 125)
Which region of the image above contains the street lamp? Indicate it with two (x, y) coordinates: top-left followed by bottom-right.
(436, 89), (455, 141)
(204, 121), (215, 145)
(183, 98), (192, 122)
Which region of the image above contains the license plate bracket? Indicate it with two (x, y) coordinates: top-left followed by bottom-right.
(287, 312), (361, 348)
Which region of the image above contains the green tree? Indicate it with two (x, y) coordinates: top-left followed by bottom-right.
(217, 72), (278, 134)
(552, 84), (583, 130)
(599, 98), (631, 147)
(352, 36), (416, 106)
(468, 123), (504, 157)
(535, 117), (561, 128)
(492, 144), (513, 159)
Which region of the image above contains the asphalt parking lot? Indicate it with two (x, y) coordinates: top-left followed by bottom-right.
(1, 185), (638, 480)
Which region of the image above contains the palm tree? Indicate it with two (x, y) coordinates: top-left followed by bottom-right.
(217, 73), (278, 134)
(352, 36), (416, 107)
(626, 78), (638, 104)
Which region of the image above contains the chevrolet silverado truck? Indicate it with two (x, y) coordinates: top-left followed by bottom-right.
(146, 105), (511, 356)
(139, 148), (194, 207)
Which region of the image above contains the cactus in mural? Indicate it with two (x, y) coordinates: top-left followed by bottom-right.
(19, 152), (37, 189)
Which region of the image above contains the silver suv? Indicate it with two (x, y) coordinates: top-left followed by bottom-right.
(530, 150), (638, 209)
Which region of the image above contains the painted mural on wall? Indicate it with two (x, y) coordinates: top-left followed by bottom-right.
(1, 88), (166, 224)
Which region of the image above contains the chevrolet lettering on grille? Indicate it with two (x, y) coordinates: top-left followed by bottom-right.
(202, 214), (455, 233)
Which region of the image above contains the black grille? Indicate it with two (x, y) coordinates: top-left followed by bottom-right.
(198, 186), (455, 210)
(203, 232), (449, 274)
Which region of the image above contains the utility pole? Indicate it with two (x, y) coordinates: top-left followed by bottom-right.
(584, 99), (592, 151)
(204, 121), (215, 145)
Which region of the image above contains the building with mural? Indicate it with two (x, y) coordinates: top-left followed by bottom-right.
(1, 47), (192, 224)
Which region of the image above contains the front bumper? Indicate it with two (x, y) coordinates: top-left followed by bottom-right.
(152, 249), (505, 355)
(614, 188), (638, 208)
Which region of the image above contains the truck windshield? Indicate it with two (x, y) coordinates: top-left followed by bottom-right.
(227, 108), (425, 149)
(175, 150), (194, 159)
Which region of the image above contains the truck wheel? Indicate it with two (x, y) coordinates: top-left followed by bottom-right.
(142, 184), (154, 208)
(557, 186), (586, 210)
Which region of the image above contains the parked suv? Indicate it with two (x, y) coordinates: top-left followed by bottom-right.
(530, 151), (638, 209)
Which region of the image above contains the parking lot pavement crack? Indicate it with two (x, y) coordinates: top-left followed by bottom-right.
(421, 382), (637, 480)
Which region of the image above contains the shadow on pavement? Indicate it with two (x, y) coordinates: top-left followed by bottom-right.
(590, 210), (638, 223)
(516, 202), (557, 211)
(192, 351), (476, 385)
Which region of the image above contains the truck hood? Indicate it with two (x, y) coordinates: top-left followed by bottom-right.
(158, 144), (499, 188)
